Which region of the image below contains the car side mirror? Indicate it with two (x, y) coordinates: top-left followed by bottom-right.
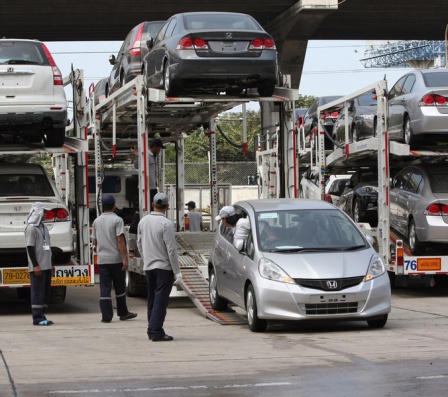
(365, 234), (374, 246)
(146, 38), (154, 50)
(108, 55), (116, 65)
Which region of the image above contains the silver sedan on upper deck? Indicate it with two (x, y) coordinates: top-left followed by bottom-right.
(387, 69), (448, 148)
(208, 199), (391, 332)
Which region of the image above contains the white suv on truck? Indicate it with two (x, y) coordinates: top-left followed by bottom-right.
(0, 163), (73, 268)
(0, 39), (67, 147)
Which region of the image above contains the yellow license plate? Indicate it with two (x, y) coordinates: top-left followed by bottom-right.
(3, 269), (30, 285)
(417, 258), (441, 271)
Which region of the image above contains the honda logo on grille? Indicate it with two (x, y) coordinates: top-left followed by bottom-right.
(14, 206), (22, 212)
(226, 33), (233, 39)
(7, 67), (14, 73)
(326, 280), (338, 289)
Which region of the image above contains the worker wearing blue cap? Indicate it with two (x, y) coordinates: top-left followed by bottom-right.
(92, 194), (137, 323)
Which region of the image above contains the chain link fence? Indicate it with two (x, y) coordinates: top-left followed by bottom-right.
(165, 161), (258, 185)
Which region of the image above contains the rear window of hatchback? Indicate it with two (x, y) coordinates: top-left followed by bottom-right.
(0, 41), (49, 65)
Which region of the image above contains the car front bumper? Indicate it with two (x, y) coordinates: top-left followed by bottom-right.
(253, 272), (391, 322)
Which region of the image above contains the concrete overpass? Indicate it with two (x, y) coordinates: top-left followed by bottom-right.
(2, 0), (447, 87)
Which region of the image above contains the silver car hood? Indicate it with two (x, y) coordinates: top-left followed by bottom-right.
(262, 248), (375, 279)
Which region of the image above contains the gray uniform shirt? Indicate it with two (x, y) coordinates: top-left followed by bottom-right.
(187, 210), (202, 232)
(137, 212), (180, 274)
(25, 224), (52, 271)
(91, 212), (125, 264)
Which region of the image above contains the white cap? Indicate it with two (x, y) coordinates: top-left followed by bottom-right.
(215, 205), (235, 221)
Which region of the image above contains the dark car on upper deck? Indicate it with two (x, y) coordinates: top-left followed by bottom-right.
(142, 12), (279, 97)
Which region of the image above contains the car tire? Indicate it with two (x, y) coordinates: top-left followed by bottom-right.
(163, 60), (180, 97)
(353, 197), (363, 223)
(257, 80), (275, 97)
(367, 314), (388, 328)
(246, 284), (267, 332)
(126, 270), (145, 297)
(404, 116), (421, 149)
(49, 286), (67, 304)
(209, 267), (228, 311)
(45, 128), (65, 147)
(409, 219), (425, 255)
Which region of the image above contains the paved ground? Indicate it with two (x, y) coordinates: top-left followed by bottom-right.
(1, 284), (448, 397)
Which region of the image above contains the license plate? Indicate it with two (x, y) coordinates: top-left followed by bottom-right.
(309, 293), (353, 304)
(3, 268), (30, 284)
(1, 265), (93, 286)
(417, 258), (441, 271)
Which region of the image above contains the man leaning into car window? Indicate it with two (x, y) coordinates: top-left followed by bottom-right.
(216, 206), (250, 251)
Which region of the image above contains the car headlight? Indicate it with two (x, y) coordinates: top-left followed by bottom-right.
(365, 254), (386, 281)
(361, 186), (378, 194)
(259, 258), (295, 284)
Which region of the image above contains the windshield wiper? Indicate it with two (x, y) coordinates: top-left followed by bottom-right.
(269, 247), (338, 253)
(6, 60), (39, 65)
(340, 244), (366, 251)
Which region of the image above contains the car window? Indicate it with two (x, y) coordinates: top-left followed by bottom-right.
(184, 14), (261, 30)
(393, 170), (410, 190)
(143, 22), (165, 41)
(401, 74), (416, 94)
(0, 174), (54, 197)
(164, 18), (177, 38)
(429, 172), (448, 193)
(220, 222), (234, 243)
(389, 76), (407, 99)
(155, 20), (170, 43)
(357, 92), (377, 106)
(0, 41), (47, 65)
(405, 170), (423, 194)
(88, 176), (121, 193)
(422, 71), (448, 87)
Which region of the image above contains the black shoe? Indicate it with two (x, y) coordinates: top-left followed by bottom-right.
(101, 319), (111, 323)
(152, 334), (173, 342)
(120, 312), (137, 321)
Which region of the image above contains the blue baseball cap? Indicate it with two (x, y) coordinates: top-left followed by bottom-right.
(102, 194), (115, 206)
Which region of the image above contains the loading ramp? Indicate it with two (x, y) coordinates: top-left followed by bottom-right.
(176, 232), (247, 325)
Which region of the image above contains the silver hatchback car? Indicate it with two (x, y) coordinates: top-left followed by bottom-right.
(390, 163), (448, 255)
(209, 199), (391, 332)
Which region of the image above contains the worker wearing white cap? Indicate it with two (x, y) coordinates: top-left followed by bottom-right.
(216, 205), (250, 250)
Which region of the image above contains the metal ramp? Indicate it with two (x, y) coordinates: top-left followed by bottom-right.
(176, 232), (247, 325)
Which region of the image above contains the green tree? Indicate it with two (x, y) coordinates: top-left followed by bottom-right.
(295, 95), (316, 109)
(164, 110), (262, 163)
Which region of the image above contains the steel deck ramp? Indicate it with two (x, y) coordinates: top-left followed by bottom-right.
(178, 266), (247, 326)
(175, 232), (247, 325)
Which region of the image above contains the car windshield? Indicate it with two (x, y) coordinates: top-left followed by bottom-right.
(0, 174), (54, 197)
(256, 209), (367, 251)
(184, 14), (261, 31)
(320, 96), (342, 106)
(422, 72), (448, 87)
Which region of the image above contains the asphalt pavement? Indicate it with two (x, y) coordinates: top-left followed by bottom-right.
(1, 284), (448, 397)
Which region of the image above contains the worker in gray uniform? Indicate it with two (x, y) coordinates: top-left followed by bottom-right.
(137, 192), (182, 342)
(25, 202), (54, 326)
(92, 194), (137, 323)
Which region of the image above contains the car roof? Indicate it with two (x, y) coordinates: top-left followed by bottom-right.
(234, 198), (335, 212)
